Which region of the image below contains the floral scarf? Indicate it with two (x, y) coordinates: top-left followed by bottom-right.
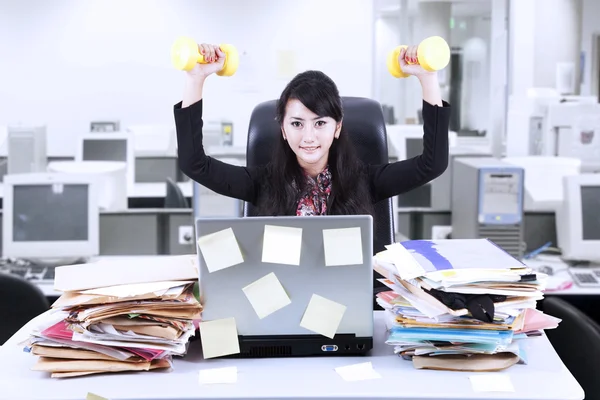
(296, 167), (332, 216)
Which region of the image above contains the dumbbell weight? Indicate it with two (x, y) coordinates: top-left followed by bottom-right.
(170, 36), (239, 76)
(386, 36), (450, 78)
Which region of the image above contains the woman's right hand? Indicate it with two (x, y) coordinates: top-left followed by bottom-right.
(186, 43), (226, 81)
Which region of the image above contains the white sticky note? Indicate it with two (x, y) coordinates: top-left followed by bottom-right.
(262, 225), (302, 265)
(300, 294), (346, 339)
(199, 318), (240, 359)
(469, 374), (515, 392)
(197, 228), (244, 273)
(322, 227), (363, 266)
(242, 272), (291, 319)
(335, 362), (382, 381)
(199, 366), (238, 385)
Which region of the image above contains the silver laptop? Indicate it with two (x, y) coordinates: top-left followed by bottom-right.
(195, 215), (374, 358)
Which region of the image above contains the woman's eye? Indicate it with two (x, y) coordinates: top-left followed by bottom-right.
(315, 121), (326, 127)
(291, 121), (302, 128)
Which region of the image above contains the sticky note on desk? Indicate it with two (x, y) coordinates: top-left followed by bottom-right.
(199, 366), (238, 385)
(322, 227), (363, 266)
(243, 272), (291, 319)
(86, 394), (108, 400)
(469, 374), (515, 392)
(300, 294), (346, 339)
(199, 317), (240, 359)
(262, 225), (302, 265)
(197, 228), (244, 273)
(335, 362), (381, 381)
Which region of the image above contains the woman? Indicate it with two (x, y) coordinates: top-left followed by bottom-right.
(174, 43), (450, 217)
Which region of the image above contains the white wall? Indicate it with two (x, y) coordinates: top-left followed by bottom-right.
(533, 0), (582, 91)
(0, 0), (374, 155)
(580, 0), (600, 96)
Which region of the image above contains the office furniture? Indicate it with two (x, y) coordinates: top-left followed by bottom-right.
(165, 178), (189, 208)
(99, 209), (194, 256)
(542, 297), (600, 400)
(0, 273), (49, 345)
(128, 181), (192, 208)
(135, 156), (180, 183)
(244, 97), (394, 254)
(0, 310), (584, 400)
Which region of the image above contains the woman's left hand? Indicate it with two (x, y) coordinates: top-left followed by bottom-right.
(398, 46), (437, 78)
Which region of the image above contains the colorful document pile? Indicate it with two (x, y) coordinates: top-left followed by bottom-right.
(22, 256), (202, 378)
(374, 238), (561, 372)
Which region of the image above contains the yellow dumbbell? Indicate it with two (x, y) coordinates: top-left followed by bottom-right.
(170, 36), (239, 76)
(386, 36), (450, 78)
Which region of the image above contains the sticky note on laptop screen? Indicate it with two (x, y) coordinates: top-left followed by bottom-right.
(262, 225), (302, 265)
(242, 272), (291, 319)
(197, 228), (244, 273)
(322, 227), (363, 266)
(199, 317), (240, 359)
(300, 294), (346, 339)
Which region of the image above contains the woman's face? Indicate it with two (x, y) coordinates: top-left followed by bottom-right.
(281, 99), (341, 176)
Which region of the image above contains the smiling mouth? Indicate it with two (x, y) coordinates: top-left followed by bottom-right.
(301, 146), (319, 151)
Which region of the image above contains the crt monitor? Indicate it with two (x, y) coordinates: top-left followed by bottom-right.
(556, 174), (600, 262)
(2, 172), (100, 263)
(77, 132), (135, 187)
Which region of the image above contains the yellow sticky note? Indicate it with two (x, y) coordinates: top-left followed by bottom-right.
(242, 272), (291, 319)
(199, 366), (238, 385)
(300, 294), (346, 339)
(199, 318), (240, 359)
(262, 225), (302, 265)
(469, 374), (515, 392)
(322, 227), (363, 266)
(335, 362), (381, 381)
(197, 228), (244, 273)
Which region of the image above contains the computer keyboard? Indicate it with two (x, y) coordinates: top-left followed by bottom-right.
(569, 267), (600, 287)
(0, 260), (57, 282)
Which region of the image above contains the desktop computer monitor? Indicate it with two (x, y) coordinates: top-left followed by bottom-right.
(77, 132), (134, 187)
(2, 173), (100, 264)
(556, 174), (600, 262)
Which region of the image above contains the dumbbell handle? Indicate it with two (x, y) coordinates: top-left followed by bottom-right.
(387, 36), (450, 78)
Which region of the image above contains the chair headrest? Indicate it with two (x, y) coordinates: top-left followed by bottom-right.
(246, 96), (388, 168)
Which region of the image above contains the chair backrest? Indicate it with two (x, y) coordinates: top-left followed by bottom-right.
(0, 273), (49, 345)
(244, 96), (395, 255)
(164, 177), (188, 208)
(543, 296), (600, 400)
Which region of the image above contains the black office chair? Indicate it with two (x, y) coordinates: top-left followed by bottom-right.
(0, 273), (50, 345)
(164, 177), (188, 208)
(542, 297), (600, 400)
(244, 97), (395, 301)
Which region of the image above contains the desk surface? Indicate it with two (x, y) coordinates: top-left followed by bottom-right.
(129, 181), (193, 198)
(0, 311), (583, 400)
(0, 182), (193, 199)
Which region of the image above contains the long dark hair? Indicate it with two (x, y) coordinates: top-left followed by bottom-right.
(255, 70), (374, 217)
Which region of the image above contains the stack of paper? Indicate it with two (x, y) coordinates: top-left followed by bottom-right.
(374, 238), (561, 372)
(22, 256), (202, 378)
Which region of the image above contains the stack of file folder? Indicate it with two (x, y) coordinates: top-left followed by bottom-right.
(22, 256), (202, 378)
(374, 238), (560, 372)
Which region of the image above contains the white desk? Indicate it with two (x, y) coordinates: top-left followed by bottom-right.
(524, 255), (600, 296)
(129, 182), (193, 198)
(0, 312), (583, 400)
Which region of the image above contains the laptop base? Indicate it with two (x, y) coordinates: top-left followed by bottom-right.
(222, 334), (373, 358)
